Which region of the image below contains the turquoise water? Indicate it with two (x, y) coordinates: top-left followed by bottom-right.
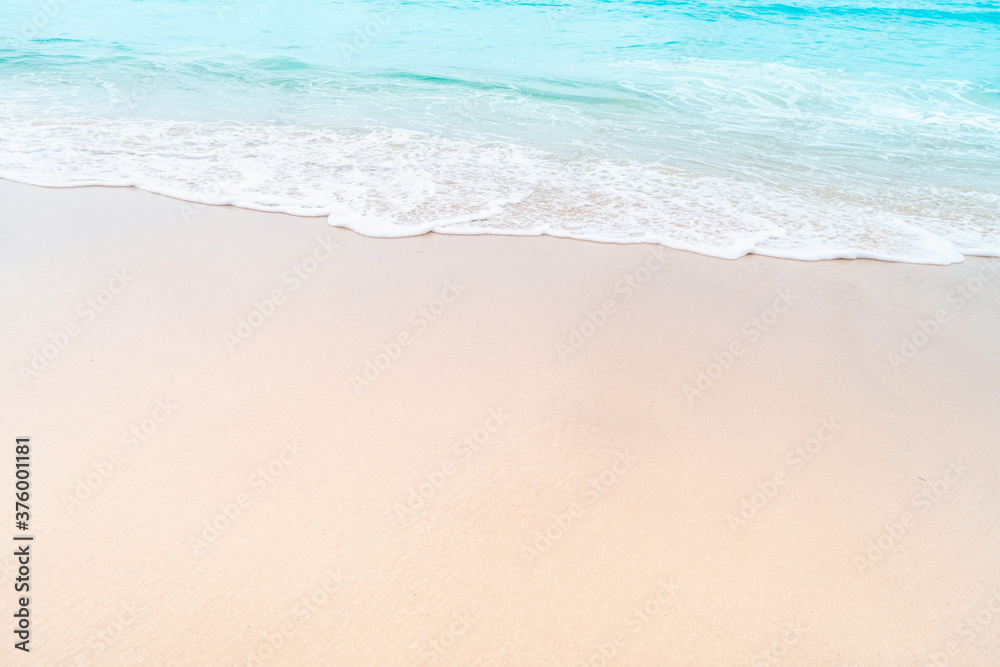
(1, 0), (998, 262)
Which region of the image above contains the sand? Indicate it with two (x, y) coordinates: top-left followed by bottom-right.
(1, 177), (999, 666)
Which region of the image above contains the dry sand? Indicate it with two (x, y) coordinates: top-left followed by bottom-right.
(1, 178), (999, 666)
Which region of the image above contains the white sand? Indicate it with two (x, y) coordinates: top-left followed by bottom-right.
(1, 178), (999, 665)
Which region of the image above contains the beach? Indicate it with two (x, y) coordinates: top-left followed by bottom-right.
(2, 177), (999, 665)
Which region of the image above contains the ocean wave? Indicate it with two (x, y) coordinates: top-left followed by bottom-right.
(1, 114), (996, 264)
(2, 0), (996, 264)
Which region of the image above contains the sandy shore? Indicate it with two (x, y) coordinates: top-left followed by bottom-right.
(1, 177), (999, 665)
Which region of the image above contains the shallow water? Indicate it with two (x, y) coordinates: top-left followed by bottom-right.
(1, 0), (998, 262)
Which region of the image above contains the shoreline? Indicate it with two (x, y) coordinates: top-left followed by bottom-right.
(2, 178), (1000, 665)
(1, 172), (995, 265)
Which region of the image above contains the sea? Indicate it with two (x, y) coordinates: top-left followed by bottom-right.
(1, 0), (998, 262)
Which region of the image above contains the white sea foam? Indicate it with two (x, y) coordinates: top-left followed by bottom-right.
(0, 112), (997, 264)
